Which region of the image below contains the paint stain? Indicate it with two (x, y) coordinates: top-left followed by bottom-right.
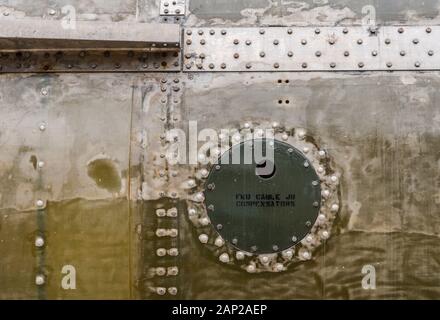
(87, 159), (121, 193)
(29, 155), (37, 170)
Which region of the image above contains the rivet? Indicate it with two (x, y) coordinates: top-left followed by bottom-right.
(301, 39), (307, 45)
(291, 236), (298, 242)
(358, 62), (364, 68)
(188, 208), (196, 216)
(371, 50), (378, 57)
(215, 237), (225, 247)
(156, 287), (166, 295)
(246, 265), (256, 273)
(272, 245), (279, 251)
(209, 63), (215, 69)
(287, 51), (294, 57)
(344, 51), (350, 57)
(287, 29), (293, 35)
(426, 27), (432, 33)
(318, 150), (326, 158)
(357, 39), (363, 45)
(329, 39), (335, 45)
(200, 39), (206, 45)
(245, 40), (252, 45)
(236, 251), (245, 260)
(415, 61), (421, 68)
(221, 29), (227, 35)
(186, 30), (192, 35)
(219, 253), (229, 263)
(198, 30), (204, 35)
(322, 230), (330, 239)
(330, 62), (336, 68)
(273, 39), (279, 45)
(331, 204), (339, 212)
(428, 50), (434, 56)
(41, 88), (49, 96)
(313, 201), (319, 208)
(156, 267), (166, 276)
(297, 130), (306, 139)
(306, 235), (313, 242)
(318, 214), (326, 221)
(221, 63), (226, 69)
(385, 38), (391, 45)
(233, 53), (239, 59)
(199, 53), (206, 59)
(305, 221), (312, 227)
(312, 180), (319, 186)
(186, 39), (192, 45)
(343, 28), (349, 34)
(250, 246), (258, 252)
(168, 248), (179, 256)
(322, 190), (330, 198)
(37, 161), (45, 169)
(315, 28), (321, 34)
(260, 256), (269, 264)
(156, 248), (166, 256)
(331, 175), (339, 183)
(233, 39), (239, 45)
(386, 62), (393, 68)
(35, 236), (45, 248)
(400, 50), (406, 56)
(216, 224), (223, 230)
(209, 29), (215, 35)
(35, 275), (45, 286)
(315, 51), (322, 57)
(302, 62), (308, 68)
(273, 63), (280, 69)
(282, 250), (293, 259)
(288, 148), (293, 153)
(302, 251), (311, 260)
(303, 147), (310, 153)
(413, 39), (419, 44)
(260, 51), (266, 58)
(246, 63), (252, 69)
(36, 199), (44, 208)
(259, 29), (265, 35)
(39, 122), (47, 131)
(232, 238), (239, 245)
(398, 27), (404, 33)
(282, 133), (289, 141)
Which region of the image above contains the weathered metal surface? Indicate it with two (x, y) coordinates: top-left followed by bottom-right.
(184, 26), (438, 71)
(1, 0), (440, 301)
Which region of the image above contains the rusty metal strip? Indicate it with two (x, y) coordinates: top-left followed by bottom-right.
(0, 50), (181, 73)
(183, 26), (438, 72)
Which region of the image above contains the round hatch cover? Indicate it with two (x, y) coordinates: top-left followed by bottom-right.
(205, 139), (321, 255)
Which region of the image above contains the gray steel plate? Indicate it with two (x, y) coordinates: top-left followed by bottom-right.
(183, 26), (439, 71)
(204, 139), (321, 254)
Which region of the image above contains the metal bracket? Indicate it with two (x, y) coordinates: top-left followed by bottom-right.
(160, 0), (186, 16)
(0, 19), (180, 51)
(183, 26), (438, 72)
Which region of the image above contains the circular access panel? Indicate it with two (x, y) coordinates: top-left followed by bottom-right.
(205, 139), (322, 255)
